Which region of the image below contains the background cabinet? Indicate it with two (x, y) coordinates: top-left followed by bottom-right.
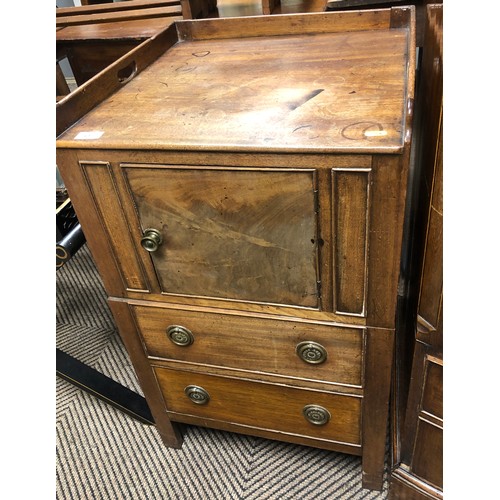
(389, 4), (443, 498)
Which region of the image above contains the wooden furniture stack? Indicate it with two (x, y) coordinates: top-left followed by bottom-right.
(56, 0), (217, 99)
(389, 4), (443, 498)
(56, 8), (416, 490)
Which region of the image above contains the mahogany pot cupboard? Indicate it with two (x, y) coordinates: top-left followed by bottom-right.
(56, 8), (416, 490)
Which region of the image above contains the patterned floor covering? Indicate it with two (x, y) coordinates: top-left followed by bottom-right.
(56, 244), (389, 499)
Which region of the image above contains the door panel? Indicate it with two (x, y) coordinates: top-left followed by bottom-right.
(122, 165), (320, 307)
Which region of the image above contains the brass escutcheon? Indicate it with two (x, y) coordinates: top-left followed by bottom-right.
(184, 385), (210, 405)
(303, 404), (331, 426)
(296, 341), (328, 365)
(140, 228), (162, 252)
(167, 325), (194, 346)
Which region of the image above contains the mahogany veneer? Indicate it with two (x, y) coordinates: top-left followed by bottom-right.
(56, 9), (416, 490)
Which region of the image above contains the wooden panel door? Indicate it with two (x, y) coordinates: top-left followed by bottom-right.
(122, 165), (320, 308)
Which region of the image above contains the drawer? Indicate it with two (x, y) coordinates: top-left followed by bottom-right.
(421, 358), (443, 420)
(412, 419), (443, 489)
(154, 366), (362, 446)
(133, 304), (364, 387)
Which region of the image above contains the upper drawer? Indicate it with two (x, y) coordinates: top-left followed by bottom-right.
(132, 304), (364, 388)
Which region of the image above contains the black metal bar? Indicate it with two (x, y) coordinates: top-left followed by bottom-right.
(56, 223), (86, 269)
(56, 348), (155, 425)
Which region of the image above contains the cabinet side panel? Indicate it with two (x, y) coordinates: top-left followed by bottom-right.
(362, 327), (394, 490)
(56, 150), (125, 297)
(81, 161), (150, 292)
(366, 154), (409, 328)
(331, 168), (371, 316)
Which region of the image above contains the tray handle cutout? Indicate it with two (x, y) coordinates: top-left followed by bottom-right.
(117, 61), (137, 84)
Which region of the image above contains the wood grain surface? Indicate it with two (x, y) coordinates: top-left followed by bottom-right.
(155, 366), (362, 444)
(132, 303), (364, 386)
(56, 18), (180, 41)
(124, 165), (320, 307)
(57, 23), (410, 152)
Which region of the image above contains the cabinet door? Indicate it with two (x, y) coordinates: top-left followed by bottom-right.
(122, 165), (320, 308)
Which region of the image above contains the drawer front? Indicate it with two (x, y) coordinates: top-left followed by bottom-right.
(412, 419), (443, 490)
(133, 305), (364, 387)
(155, 367), (362, 445)
(421, 358), (443, 420)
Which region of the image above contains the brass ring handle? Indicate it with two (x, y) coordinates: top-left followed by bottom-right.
(141, 228), (162, 252)
(184, 385), (210, 405)
(167, 325), (194, 346)
(303, 404), (331, 426)
(296, 341), (327, 365)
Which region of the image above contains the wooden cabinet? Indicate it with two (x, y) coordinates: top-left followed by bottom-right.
(389, 4), (443, 499)
(56, 8), (416, 491)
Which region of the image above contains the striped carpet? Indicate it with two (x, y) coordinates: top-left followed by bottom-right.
(56, 244), (389, 499)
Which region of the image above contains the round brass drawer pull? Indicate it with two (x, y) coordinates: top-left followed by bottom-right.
(296, 341), (328, 365)
(167, 325), (194, 346)
(303, 404), (331, 426)
(140, 228), (162, 252)
(184, 385), (210, 405)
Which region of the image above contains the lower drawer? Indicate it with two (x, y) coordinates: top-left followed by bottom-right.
(133, 304), (364, 388)
(154, 366), (362, 446)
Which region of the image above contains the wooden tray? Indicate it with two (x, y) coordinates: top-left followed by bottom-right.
(56, 0), (196, 92)
(56, 8), (415, 154)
